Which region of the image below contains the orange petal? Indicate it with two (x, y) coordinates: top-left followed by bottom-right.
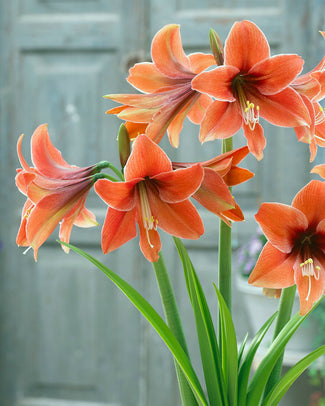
(192, 66), (238, 101)
(149, 191), (204, 239)
(101, 207), (137, 254)
(152, 164), (203, 203)
(125, 122), (148, 140)
(247, 54), (304, 95)
(124, 134), (172, 179)
(225, 20), (270, 71)
(311, 164), (325, 179)
(151, 24), (192, 79)
(192, 168), (235, 214)
(94, 178), (136, 211)
(243, 122), (265, 161)
(16, 199), (34, 247)
(292, 180), (325, 229)
(255, 202), (308, 253)
(31, 124), (72, 177)
(199, 101), (242, 143)
(73, 205), (98, 228)
(223, 166), (254, 186)
(128, 62), (177, 92)
(187, 94), (213, 124)
(250, 87), (311, 128)
(188, 53), (216, 74)
(248, 242), (296, 288)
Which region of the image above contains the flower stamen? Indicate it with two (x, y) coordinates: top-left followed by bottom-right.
(138, 182), (158, 248)
(236, 83), (260, 130)
(299, 257), (320, 301)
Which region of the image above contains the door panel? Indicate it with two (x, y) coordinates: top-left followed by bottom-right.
(1, 1), (324, 405)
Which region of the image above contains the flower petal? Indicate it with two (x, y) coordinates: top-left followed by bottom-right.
(188, 53), (216, 74)
(151, 24), (192, 79)
(249, 86), (311, 127)
(16, 199), (34, 247)
(187, 94), (213, 124)
(222, 166), (254, 186)
(199, 101), (242, 143)
(247, 54), (304, 95)
(101, 207), (137, 254)
(255, 202), (308, 253)
(191, 66), (238, 101)
(128, 62), (177, 92)
(153, 164), (204, 203)
(243, 122), (266, 161)
(124, 134), (172, 180)
(31, 124), (74, 177)
(248, 242), (296, 288)
(292, 180), (325, 229)
(149, 190), (204, 239)
(192, 168), (235, 214)
(94, 178), (136, 211)
(224, 20), (270, 71)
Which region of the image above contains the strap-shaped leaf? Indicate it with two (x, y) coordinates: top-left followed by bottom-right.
(246, 311), (308, 406)
(174, 237), (227, 406)
(237, 333), (248, 368)
(262, 345), (325, 406)
(61, 242), (208, 406)
(214, 284), (238, 406)
(237, 312), (278, 406)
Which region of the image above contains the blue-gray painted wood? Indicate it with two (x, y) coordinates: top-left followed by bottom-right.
(1, 0), (324, 405)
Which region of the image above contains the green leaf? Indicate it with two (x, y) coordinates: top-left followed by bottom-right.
(246, 312), (308, 406)
(237, 333), (248, 368)
(262, 345), (325, 406)
(174, 237), (227, 406)
(237, 312), (278, 406)
(214, 284), (238, 406)
(60, 241), (208, 406)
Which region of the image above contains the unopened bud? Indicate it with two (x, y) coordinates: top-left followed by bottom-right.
(118, 124), (131, 169)
(209, 29), (224, 65)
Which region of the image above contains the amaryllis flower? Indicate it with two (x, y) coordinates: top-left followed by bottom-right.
(16, 124), (99, 260)
(105, 24), (215, 147)
(192, 20), (311, 160)
(292, 31), (325, 161)
(94, 134), (204, 262)
(172, 146), (254, 225)
(248, 180), (325, 315)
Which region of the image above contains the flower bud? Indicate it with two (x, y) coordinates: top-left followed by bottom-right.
(118, 124), (131, 169)
(209, 29), (224, 65)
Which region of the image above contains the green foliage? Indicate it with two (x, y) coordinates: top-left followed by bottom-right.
(61, 240), (325, 406)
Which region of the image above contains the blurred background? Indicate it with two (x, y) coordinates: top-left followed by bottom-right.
(0, 1), (324, 405)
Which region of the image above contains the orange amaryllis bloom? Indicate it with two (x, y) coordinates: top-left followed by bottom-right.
(248, 180), (325, 315)
(16, 124), (99, 260)
(94, 134), (204, 262)
(292, 31), (325, 161)
(173, 146), (254, 225)
(192, 20), (311, 160)
(105, 24), (215, 147)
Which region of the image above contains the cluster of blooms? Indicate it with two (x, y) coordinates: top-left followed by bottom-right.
(16, 21), (325, 315)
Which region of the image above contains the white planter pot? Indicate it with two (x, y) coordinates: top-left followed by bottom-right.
(236, 275), (318, 354)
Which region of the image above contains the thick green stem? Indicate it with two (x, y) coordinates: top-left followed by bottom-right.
(262, 285), (297, 400)
(153, 254), (198, 406)
(218, 137), (233, 313)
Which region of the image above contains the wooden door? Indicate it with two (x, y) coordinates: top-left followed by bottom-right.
(1, 1), (324, 405)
